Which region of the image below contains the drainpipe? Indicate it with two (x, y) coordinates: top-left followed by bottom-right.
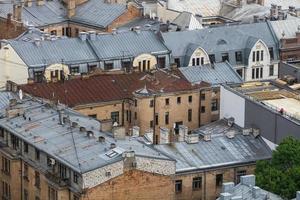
(153, 95), (156, 144)
(198, 89), (203, 127)
(122, 100), (125, 126)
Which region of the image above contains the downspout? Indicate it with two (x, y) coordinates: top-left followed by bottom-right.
(199, 89), (203, 127)
(153, 95), (156, 144)
(122, 100), (125, 126)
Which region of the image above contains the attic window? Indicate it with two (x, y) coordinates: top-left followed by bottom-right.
(105, 150), (118, 158)
(217, 39), (227, 45)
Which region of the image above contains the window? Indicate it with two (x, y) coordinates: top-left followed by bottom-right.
(158, 57), (166, 68)
(236, 170), (247, 184)
(35, 171), (40, 188)
(48, 187), (58, 200)
(196, 58), (200, 66)
(59, 163), (67, 179)
(24, 164), (28, 180)
(121, 61), (131, 71)
(2, 181), (11, 199)
(74, 195), (80, 200)
(235, 51), (242, 63)
(269, 65), (274, 76)
(256, 68), (259, 79)
(177, 97), (181, 104)
(35, 149), (40, 160)
(50, 30), (57, 35)
(188, 109), (192, 122)
(134, 99), (137, 107)
(221, 53), (229, 62)
(201, 57), (204, 65)
(0, 128), (4, 138)
(261, 50), (264, 61)
(175, 180), (182, 193)
(174, 58), (181, 68)
(35, 196), (40, 200)
(129, 111), (132, 123)
(165, 112), (169, 125)
(70, 66), (79, 75)
(2, 157), (10, 175)
(147, 60), (150, 70)
(192, 177), (202, 190)
(269, 47), (274, 60)
(192, 58), (196, 66)
(260, 67), (263, 78)
(236, 69), (243, 78)
(73, 172), (79, 184)
(256, 50), (260, 61)
(211, 99), (218, 111)
(252, 68), (255, 79)
(34, 71), (43, 83)
(209, 54), (215, 63)
(24, 189), (28, 200)
(138, 61), (142, 71)
(11, 134), (19, 150)
(252, 51), (255, 62)
(150, 99), (154, 107)
(104, 63), (113, 70)
(24, 142), (28, 153)
(150, 120), (153, 128)
(111, 112), (119, 124)
(143, 60), (146, 71)
(216, 174), (223, 187)
(165, 98), (169, 106)
(134, 112), (137, 120)
(75, 28), (79, 37)
(200, 93), (205, 100)
(88, 114), (97, 119)
(155, 113), (159, 125)
(201, 106), (205, 113)
(188, 95), (192, 103)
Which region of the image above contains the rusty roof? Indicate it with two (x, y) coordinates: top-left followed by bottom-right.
(20, 70), (210, 107)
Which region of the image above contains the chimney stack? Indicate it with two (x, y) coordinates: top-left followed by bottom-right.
(36, 0), (45, 6)
(88, 31), (96, 40)
(79, 32), (87, 41)
(24, 0), (32, 7)
(68, 0), (76, 18)
(13, 4), (22, 22)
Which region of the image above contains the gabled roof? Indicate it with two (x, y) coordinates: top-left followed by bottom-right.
(20, 70), (209, 107)
(178, 62), (243, 85)
(0, 0), (126, 28)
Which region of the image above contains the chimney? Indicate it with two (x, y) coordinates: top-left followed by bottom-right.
(13, 4), (22, 22)
(24, 0), (32, 7)
(222, 182), (234, 194)
(219, 193), (232, 200)
(185, 133), (199, 144)
(88, 31), (96, 40)
(68, 0), (76, 18)
(134, 26), (141, 34)
(58, 109), (65, 125)
(100, 119), (112, 132)
(160, 127), (170, 144)
(36, 0), (45, 6)
(240, 175), (255, 187)
(252, 186), (261, 198)
(6, 13), (12, 26)
(178, 125), (188, 142)
(98, 136), (105, 142)
(110, 143), (116, 149)
(112, 126), (126, 140)
(79, 32), (87, 41)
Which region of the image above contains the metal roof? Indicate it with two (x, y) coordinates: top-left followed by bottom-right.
(270, 18), (300, 40)
(179, 62), (243, 85)
(0, 92), (14, 116)
(154, 120), (272, 172)
(7, 30), (169, 67)
(171, 11), (203, 31)
(0, 92), (171, 173)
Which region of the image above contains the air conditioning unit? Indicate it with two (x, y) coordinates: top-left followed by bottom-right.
(48, 158), (56, 166)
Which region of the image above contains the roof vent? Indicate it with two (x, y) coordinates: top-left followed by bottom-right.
(203, 132), (212, 141)
(227, 117), (234, 127)
(98, 136), (105, 142)
(79, 126), (86, 132)
(252, 128), (260, 137)
(226, 130), (235, 139)
(87, 131), (94, 137)
(134, 26), (141, 34)
(110, 143), (116, 149)
(34, 38), (41, 46)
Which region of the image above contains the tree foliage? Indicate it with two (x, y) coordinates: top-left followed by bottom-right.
(255, 137), (300, 199)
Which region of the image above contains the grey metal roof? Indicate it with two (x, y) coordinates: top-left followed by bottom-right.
(179, 62), (243, 85)
(7, 30), (169, 66)
(0, 0), (126, 28)
(71, 0), (126, 28)
(154, 120), (272, 172)
(90, 30), (169, 59)
(0, 92), (170, 173)
(0, 92), (14, 116)
(162, 22), (278, 63)
(270, 18), (300, 40)
(9, 38), (98, 66)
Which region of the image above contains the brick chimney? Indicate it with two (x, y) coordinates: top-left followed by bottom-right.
(67, 0), (76, 18)
(6, 13), (12, 26)
(13, 4), (22, 22)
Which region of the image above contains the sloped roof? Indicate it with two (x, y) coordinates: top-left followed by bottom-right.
(162, 22), (277, 58)
(0, 0), (126, 28)
(172, 11), (203, 31)
(270, 18), (300, 40)
(155, 120), (272, 172)
(20, 70), (209, 107)
(178, 62), (243, 85)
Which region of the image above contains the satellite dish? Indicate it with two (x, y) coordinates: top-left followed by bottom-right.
(19, 89), (23, 100)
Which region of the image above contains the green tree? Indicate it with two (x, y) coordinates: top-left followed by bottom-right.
(255, 137), (300, 199)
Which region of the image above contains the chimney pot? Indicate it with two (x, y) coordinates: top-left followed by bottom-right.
(240, 175), (255, 187)
(222, 182), (234, 193)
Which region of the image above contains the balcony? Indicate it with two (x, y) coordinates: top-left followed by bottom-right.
(45, 170), (70, 188)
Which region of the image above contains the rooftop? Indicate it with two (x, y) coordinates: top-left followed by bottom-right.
(0, 92), (170, 173)
(270, 18), (300, 40)
(179, 62), (243, 85)
(20, 70), (209, 107)
(229, 81), (300, 122)
(154, 120), (272, 172)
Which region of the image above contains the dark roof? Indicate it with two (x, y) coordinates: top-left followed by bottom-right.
(20, 70), (210, 107)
